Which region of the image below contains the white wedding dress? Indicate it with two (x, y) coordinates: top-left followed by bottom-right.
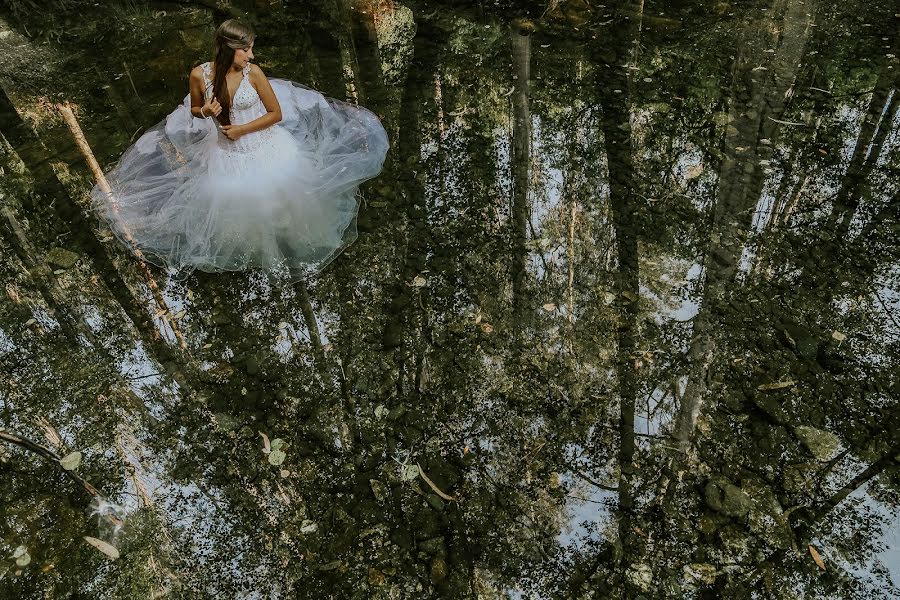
(92, 62), (389, 277)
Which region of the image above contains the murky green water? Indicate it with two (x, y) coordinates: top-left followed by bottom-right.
(0, 0), (897, 598)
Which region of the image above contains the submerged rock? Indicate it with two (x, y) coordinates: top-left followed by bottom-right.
(45, 247), (79, 269)
(794, 426), (840, 460)
(705, 477), (752, 518)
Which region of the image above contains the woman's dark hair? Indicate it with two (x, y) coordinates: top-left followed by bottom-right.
(211, 19), (255, 126)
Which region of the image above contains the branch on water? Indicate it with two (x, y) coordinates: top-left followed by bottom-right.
(0, 429), (102, 501)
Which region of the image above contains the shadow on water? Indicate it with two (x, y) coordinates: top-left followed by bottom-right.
(0, 0), (898, 598)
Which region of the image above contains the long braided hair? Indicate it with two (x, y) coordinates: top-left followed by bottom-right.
(212, 19), (255, 126)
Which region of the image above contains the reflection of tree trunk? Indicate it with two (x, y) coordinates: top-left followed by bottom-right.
(587, 2), (644, 593)
(510, 24), (531, 312)
(348, 0), (385, 107)
(1, 87), (170, 352)
(382, 12), (437, 394)
(333, 0), (365, 104)
(672, 0), (814, 449)
(827, 61), (897, 237)
(293, 280), (325, 366)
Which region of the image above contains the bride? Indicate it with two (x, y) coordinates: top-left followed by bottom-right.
(92, 19), (389, 278)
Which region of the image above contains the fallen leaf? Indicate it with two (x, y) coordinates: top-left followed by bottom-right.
(480, 323), (494, 333)
(808, 545), (826, 571)
(685, 164), (704, 179)
(411, 276), (427, 288)
(831, 331), (847, 342)
(84, 536), (119, 560)
(270, 438), (286, 451)
(542, 303), (557, 312)
(59, 451), (82, 471)
(258, 431), (271, 454)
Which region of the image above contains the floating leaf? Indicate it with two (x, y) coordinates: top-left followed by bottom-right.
(542, 303), (557, 312)
(268, 449), (286, 466)
(258, 431), (271, 454)
(300, 520), (318, 534)
(757, 381), (795, 391)
(374, 405), (387, 419)
(270, 438), (286, 451)
(400, 463), (420, 481)
(12, 546), (27, 559)
(15, 551), (31, 567)
(480, 323), (494, 333)
(685, 164), (704, 179)
(808, 545), (826, 571)
(59, 451), (82, 471)
(84, 536), (120, 560)
(831, 331), (847, 342)
(411, 276), (427, 288)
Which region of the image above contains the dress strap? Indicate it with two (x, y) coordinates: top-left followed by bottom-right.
(201, 62), (213, 99)
(242, 63), (251, 78)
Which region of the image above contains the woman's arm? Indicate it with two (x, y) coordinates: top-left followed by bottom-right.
(189, 66), (221, 119)
(226, 64), (282, 137)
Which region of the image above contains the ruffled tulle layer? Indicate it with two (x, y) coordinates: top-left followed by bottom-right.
(91, 79), (389, 277)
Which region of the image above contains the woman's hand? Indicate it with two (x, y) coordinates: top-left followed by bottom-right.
(201, 97), (222, 118)
(220, 124), (244, 141)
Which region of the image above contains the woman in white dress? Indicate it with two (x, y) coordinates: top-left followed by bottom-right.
(92, 19), (389, 279)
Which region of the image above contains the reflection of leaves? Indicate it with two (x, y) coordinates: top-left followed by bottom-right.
(59, 451), (81, 471)
(83, 537), (119, 560)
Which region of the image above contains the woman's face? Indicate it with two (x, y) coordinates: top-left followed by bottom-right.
(233, 42), (254, 68)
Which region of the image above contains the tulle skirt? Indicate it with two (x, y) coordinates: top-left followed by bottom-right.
(91, 79), (389, 278)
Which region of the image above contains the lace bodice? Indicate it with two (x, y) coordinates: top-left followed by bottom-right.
(201, 61), (276, 155)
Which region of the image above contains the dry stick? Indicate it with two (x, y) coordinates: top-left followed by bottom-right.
(56, 102), (188, 350)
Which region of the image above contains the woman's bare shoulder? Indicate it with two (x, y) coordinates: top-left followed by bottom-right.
(248, 63), (268, 79)
(190, 64), (206, 81)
